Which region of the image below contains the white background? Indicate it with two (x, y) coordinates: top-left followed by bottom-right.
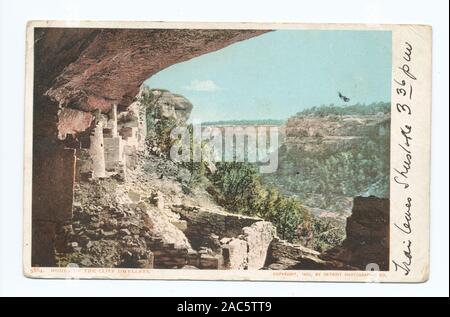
(0, 0), (448, 297)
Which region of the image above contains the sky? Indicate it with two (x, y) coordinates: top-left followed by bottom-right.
(145, 30), (392, 122)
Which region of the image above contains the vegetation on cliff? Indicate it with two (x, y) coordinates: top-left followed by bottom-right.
(204, 162), (345, 251)
(202, 119), (284, 126)
(264, 102), (390, 216)
(263, 138), (390, 211)
(208, 162), (308, 241)
(296, 102), (390, 117)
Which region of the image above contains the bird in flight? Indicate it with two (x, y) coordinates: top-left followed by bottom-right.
(338, 92), (350, 103)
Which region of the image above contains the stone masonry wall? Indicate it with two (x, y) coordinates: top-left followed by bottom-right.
(171, 206), (277, 270)
(171, 206), (262, 249)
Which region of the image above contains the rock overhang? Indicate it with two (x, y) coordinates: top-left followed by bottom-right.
(35, 28), (269, 129)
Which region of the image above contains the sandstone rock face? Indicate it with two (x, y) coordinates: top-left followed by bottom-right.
(57, 108), (94, 140)
(149, 89), (193, 123)
(144, 88), (195, 155)
(36, 28), (268, 115)
(321, 196), (390, 270)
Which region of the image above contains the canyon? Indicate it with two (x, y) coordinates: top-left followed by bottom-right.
(263, 106), (390, 230)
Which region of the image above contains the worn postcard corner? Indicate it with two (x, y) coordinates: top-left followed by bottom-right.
(23, 21), (432, 282)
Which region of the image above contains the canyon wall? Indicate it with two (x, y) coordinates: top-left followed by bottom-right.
(263, 110), (390, 232)
(284, 114), (390, 153)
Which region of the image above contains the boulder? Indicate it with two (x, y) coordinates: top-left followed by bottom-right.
(242, 221), (276, 270)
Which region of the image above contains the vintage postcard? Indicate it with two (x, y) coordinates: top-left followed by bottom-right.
(23, 21), (431, 282)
